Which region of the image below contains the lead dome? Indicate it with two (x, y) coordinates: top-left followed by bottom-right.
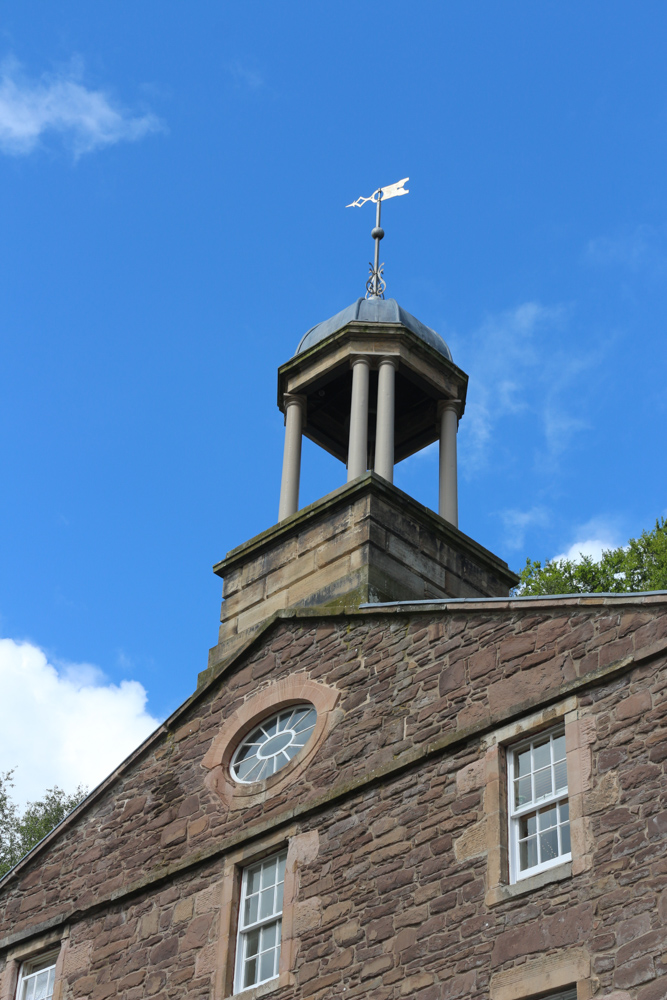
(295, 297), (452, 361)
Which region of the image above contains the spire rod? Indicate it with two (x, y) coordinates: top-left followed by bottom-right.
(346, 177), (409, 299)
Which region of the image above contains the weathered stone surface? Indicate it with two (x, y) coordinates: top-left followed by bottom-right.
(0, 596), (666, 1000)
(208, 474), (518, 670)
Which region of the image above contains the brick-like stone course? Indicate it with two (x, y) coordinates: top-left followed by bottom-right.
(1, 598), (666, 999)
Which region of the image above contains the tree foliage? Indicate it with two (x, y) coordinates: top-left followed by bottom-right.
(0, 771), (86, 879)
(516, 518), (667, 596)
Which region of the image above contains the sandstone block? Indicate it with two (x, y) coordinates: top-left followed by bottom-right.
(614, 957), (656, 990)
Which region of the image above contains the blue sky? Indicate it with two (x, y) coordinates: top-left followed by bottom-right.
(1, 1), (666, 804)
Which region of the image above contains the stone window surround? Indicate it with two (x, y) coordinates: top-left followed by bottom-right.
(202, 676), (340, 810)
(0, 929), (68, 1000)
(488, 948), (595, 1000)
(454, 694), (595, 908)
(213, 826), (319, 1000)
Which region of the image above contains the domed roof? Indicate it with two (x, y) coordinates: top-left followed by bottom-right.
(295, 297), (452, 361)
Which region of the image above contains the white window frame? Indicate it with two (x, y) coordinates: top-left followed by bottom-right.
(508, 726), (571, 883)
(234, 851), (287, 995)
(15, 951), (59, 1000)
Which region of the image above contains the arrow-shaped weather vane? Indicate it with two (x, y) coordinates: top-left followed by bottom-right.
(346, 177), (409, 299)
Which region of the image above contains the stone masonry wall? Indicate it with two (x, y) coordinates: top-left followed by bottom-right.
(1, 597), (667, 1000)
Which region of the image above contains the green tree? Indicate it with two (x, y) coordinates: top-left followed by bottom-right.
(0, 771), (86, 879)
(515, 517), (667, 596)
(0, 771), (20, 879)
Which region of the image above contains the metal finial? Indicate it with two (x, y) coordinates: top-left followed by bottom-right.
(346, 178), (409, 299)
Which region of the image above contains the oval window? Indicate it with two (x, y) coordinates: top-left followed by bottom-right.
(231, 704), (317, 783)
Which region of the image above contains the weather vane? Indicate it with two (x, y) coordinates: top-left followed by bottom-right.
(346, 177), (409, 299)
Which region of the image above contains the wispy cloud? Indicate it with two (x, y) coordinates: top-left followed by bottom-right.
(452, 301), (593, 475)
(498, 505), (552, 550)
(228, 59), (264, 91)
(0, 57), (163, 158)
(585, 224), (667, 277)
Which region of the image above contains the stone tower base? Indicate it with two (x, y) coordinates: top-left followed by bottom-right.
(207, 472), (518, 674)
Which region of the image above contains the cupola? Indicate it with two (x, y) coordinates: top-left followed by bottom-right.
(206, 181), (518, 677)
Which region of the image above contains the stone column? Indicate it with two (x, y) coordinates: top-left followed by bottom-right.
(438, 400), (459, 527)
(374, 358), (397, 484)
(347, 357), (370, 482)
(278, 394), (306, 521)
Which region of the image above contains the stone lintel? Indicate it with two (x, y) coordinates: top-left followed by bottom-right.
(210, 473), (518, 666)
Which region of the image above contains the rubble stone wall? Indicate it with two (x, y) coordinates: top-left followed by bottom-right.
(1, 598), (666, 1000)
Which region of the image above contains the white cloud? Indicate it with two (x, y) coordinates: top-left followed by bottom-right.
(552, 517), (623, 564)
(0, 637), (160, 808)
(0, 57), (163, 157)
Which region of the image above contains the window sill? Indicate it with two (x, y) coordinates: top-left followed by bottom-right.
(485, 860), (572, 907)
(231, 972), (291, 1000)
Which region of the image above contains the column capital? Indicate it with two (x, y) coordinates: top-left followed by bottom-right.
(283, 392), (306, 408)
(377, 355), (399, 370)
(437, 398), (462, 418)
(283, 393), (306, 427)
(349, 354), (371, 369)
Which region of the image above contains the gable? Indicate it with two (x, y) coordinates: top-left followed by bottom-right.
(1, 598), (665, 948)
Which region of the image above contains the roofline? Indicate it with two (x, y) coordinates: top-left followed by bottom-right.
(359, 589), (667, 609)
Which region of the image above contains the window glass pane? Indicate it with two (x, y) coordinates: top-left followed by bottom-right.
(560, 821), (571, 855)
(248, 865), (262, 895)
(259, 948), (275, 982)
(293, 709), (317, 733)
(533, 766), (552, 800)
(559, 800), (569, 822)
(275, 882), (284, 913)
(554, 759), (568, 793)
(262, 923), (277, 951)
(520, 836), (537, 870)
(533, 738), (551, 770)
(515, 748), (532, 777)
(24, 979), (36, 1000)
(237, 757), (262, 781)
(35, 972), (51, 1000)
(276, 713), (290, 732)
(520, 813), (537, 838)
(514, 775), (532, 807)
(539, 827), (559, 862)
(263, 717), (278, 737)
(243, 958), (257, 989)
(552, 734), (566, 761)
(261, 857), (277, 889)
(538, 805), (557, 831)
(244, 893), (258, 926)
(260, 887), (275, 920)
(245, 929), (260, 957)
